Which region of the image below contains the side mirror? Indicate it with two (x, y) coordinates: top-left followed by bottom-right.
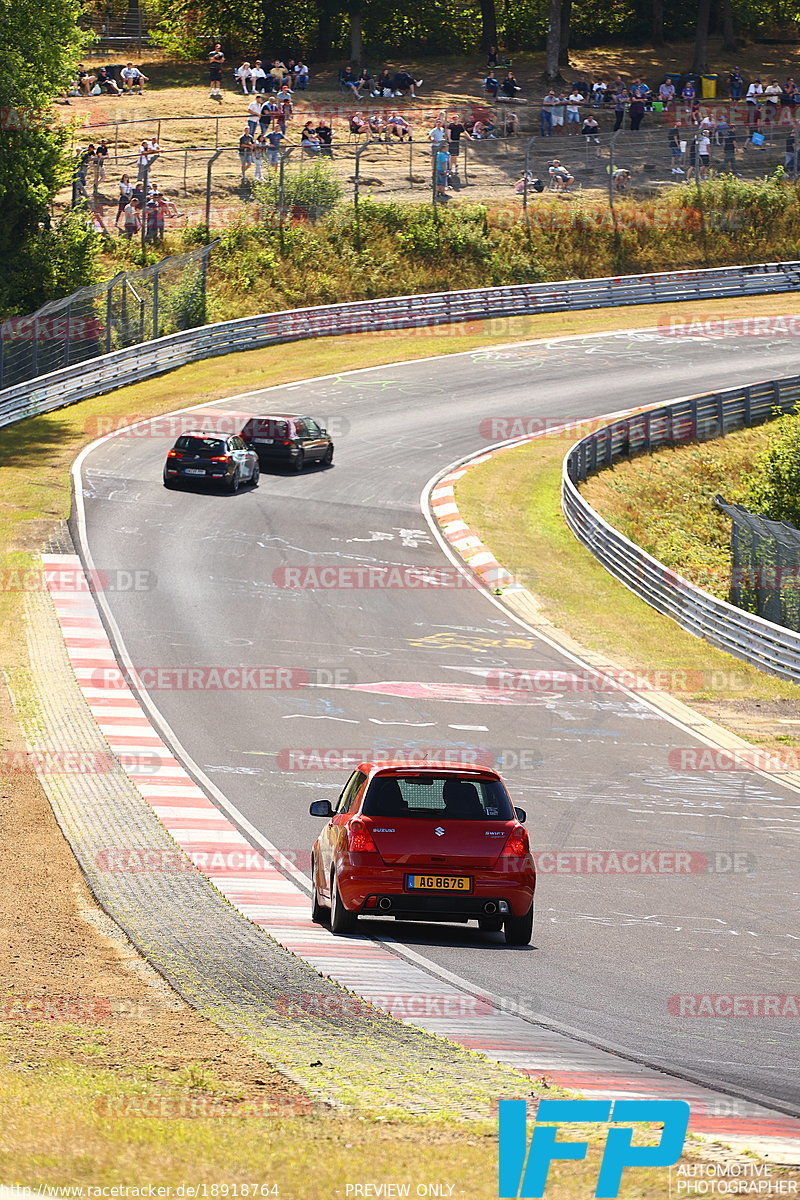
(309, 799), (334, 817)
(514, 807), (527, 823)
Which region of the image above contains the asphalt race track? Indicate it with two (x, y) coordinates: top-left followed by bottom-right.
(75, 328), (800, 1111)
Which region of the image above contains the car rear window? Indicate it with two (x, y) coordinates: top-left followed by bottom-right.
(241, 418), (291, 440)
(362, 775), (513, 820)
(175, 436), (226, 455)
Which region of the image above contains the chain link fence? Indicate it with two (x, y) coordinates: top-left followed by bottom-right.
(715, 496), (800, 632)
(0, 243), (215, 389)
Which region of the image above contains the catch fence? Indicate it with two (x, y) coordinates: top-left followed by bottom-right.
(715, 496), (800, 632)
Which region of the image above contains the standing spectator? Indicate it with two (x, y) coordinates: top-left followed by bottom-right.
(540, 89), (557, 136)
(668, 124), (684, 174)
(566, 88), (583, 132)
(785, 131), (798, 172)
(276, 85), (294, 131)
(782, 77), (798, 108)
(95, 139), (110, 181)
(295, 60), (309, 90)
(484, 71), (499, 99)
(259, 96), (278, 134)
(253, 134), (266, 179)
(723, 125), (738, 173)
(746, 78), (763, 125)
(613, 87), (628, 132)
(115, 173), (132, 227)
(763, 79), (782, 123)
(136, 139), (151, 182)
(435, 144), (450, 196)
(688, 129), (711, 179)
(728, 67), (744, 101)
(251, 60), (267, 92)
(428, 118), (447, 150)
(447, 115), (471, 167)
(629, 91), (645, 131)
(581, 113), (600, 143)
(551, 91), (566, 134)
(264, 126), (285, 167)
(122, 197), (140, 239)
(238, 128), (255, 180)
(122, 63), (147, 94)
(659, 79), (675, 107)
(209, 44), (225, 101)
(247, 95), (262, 135)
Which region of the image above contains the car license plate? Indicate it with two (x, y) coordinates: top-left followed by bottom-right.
(406, 875), (471, 891)
(255, 438), (273, 444)
(184, 468), (206, 475)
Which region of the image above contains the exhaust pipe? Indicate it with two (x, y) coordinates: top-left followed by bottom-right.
(379, 897), (392, 910)
(483, 901), (497, 914)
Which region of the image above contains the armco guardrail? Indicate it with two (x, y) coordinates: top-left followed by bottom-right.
(1, 260), (800, 432)
(562, 376), (800, 683)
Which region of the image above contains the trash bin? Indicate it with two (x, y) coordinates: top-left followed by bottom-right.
(701, 73), (718, 98)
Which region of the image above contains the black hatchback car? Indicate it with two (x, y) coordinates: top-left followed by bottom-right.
(239, 414), (333, 472)
(163, 431), (259, 491)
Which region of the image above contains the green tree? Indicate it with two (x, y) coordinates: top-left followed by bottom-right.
(0, 0), (97, 316)
(743, 411), (800, 527)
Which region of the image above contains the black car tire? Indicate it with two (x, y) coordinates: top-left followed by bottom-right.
(311, 857), (328, 924)
(226, 468), (240, 493)
(293, 451), (305, 473)
(478, 916), (504, 933)
(504, 904), (534, 946)
(330, 871), (357, 935)
(250, 462), (260, 487)
(323, 444), (333, 467)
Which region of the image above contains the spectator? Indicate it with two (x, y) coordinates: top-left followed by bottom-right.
(629, 91), (645, 131)
(764, 79), (782, 122)
(373, 69), (393, 98)
(681, 79), (696, 104)
(247, 95), (262, 135)
(428, 119), (446, 150)
(264, 126), (285, 167)
(612, 167), (631, 191)
(251, 60), (267, 92)
(115, 173), (132, 227)
(208, 44), (225, 101)
(785, 131), (798, 172)
(503, 110), (520, 135)
(76, 65), (95, 95)
(591, 79), (607, 108)
(122, 197), (140, 239)
(581, 113), (600, 143)
(136, 139), (151, 181)
(259, 96), (278, 133)
(551, 91), (566, 134)
(435, 144), (450, 196)
(688, 129), (711, 180)
(728, 67), (744, 101)
(630, 77), (650, 101)
(96, 66), (121, 95)
(500, 70), (521, 98)
(392, 68), (423, 98)
(236, 62), (253, 93)
(95, 138), (110, 181)
(349, 112), (366, 137)
(239, 128), (255, 179)
(746, 78), (763, 125)
(356, 67), (372, 96)
(659, 79), (675, 107)
(487, 44), (499, 68)
(484, 71), (499, 99)
(122, 62), (147, 94)
(295, 60), (309, 90)
(300, 121), (320, 154)
(276, 85), (294, 131)
(316, 121), (333, 155)
(782, 77), (797, 108)
(387, 112), (412, 141)
(368, 112), (386, 139)
(548, 159), (574, 191)
(668, 124), (684, 174)
(270, 60), (287, 90)
(723, 125), (738, 173)
(566, 88), (583, 131)
(340, 66), (363, 98)
(253, 133), (266, 179)
(572, 75), (591, 99)
(540, 89), (557, 136)
(447, 115), (471, 166)
(514, 170), (543, 194)
(613, 88), (628, 132)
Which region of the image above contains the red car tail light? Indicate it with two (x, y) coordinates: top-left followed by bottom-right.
(501, 826), (529, 858)
(167, 449), (183, 459)
(209, 455), (230, 462)
(347, 819), (378, 853)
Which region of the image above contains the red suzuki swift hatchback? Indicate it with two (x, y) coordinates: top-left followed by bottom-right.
(309, 761), (536, 945)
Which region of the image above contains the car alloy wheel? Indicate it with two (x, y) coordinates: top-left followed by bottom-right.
(251, 462), (260, 487)
(311, 856), (328, 924)
(323, 444), (333, 466)
(330, 871), (357, 935)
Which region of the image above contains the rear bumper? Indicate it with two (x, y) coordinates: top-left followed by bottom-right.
(252, 445), (301, 464)
(338, 864), (535, 918)
(164, 466), (232, 484)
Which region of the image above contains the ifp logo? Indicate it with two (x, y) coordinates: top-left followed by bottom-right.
(498, 1099), (690, 1197)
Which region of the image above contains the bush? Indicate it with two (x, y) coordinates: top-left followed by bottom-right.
(743, 409), (800, 527)
(253, 161), (343, 222)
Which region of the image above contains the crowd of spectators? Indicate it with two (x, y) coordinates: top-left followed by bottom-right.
(73, 137), (183, 240)
(65, 61), (148, 99)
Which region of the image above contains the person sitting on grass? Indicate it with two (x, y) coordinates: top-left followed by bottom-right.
(484, 71), (500, 98)
(122, 63), (148, 94)
(96, 66), (121, 95)
(76, 65), (95, 95)
(612, 166), (631, 192)
(392, 68), (423, 98)
(548, 158), (574, 191)
(373, 68), (393, 97)
(500, 70), (521, 98)
(514, 170), (543, 194)
(503, 110), (520, 135)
